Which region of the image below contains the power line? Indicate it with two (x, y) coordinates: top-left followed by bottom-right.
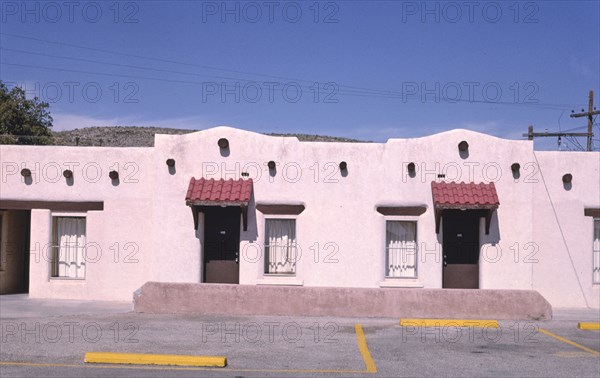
(3, 49), (390, 98)
(0, 32), (409, 97)
(1, 60), (447, 101)
(524, 91), (600, 151)
(559, 125), (589, 133)
(0, 32), (585, 109)
(3, 58), (578, 108)
(1, 62), (214, 87)
(5, 47), (455, 100)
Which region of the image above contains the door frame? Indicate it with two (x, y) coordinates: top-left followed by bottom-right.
(0, 209), (31, 294)
(201, 206), (242, 284)
(441, 209), (483, 289)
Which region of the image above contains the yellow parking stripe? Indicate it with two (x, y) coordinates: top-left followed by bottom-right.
(355, 324), (377, 373)
(539, 328), (600, 356)
(400, 319), (499, 328)
(577, 322), (600, 330)
(3, 324), (378, 374)
(84, 352), (226, 367)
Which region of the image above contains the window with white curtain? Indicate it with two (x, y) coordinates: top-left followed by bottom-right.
(594, 219), (600, 284)
(264, 219), (297, 274)
(52, 217), (86, 279)
(385, 221), (417, 278)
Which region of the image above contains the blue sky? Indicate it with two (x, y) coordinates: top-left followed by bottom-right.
(1, 0), (599, 149)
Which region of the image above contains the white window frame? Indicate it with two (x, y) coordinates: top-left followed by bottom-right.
(384, 216), (418, 279)
(263, 215), (298, 276)
(593, 218), (600, 285)
(51, 212), (87, 280)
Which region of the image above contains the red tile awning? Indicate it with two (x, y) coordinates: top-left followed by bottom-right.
(185, 178), (253, 231)
(431, 181), (499, 209)
(431, 181), (500, 234)
(186, 178), (253, 206)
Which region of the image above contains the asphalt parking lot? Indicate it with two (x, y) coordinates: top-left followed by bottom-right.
(1, 295), (599, 378)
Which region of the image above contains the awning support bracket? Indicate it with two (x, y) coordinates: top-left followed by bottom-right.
(191, 206), (200, 230)
(485, 209), (494, 235)
(190, 204), (248, 231)
(435, 207), (496, 235)
(435, 209), (442, 234)
(241, 204), (248, 231)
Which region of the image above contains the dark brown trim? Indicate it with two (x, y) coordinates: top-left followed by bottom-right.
(377, 206), (427, 216)
(186, 200), (249, 207)
(0, 200), (103, 211)
(584, 208), (600, 218)
(436, 204), (499, 210)
(256, 204), (305, 215)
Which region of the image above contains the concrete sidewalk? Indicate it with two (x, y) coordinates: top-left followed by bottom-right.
(551, 307), (600, 322)
(0, 294), (132, 319)
(2, 294), (598, 322)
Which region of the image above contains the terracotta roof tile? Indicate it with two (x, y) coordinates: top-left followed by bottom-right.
(186, 178), (253, 205)
(431, 181), (499, 208)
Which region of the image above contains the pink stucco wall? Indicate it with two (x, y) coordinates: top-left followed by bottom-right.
(0, 127), (598, 308)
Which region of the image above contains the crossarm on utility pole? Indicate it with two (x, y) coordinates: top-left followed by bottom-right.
(569, 90), (598, 151)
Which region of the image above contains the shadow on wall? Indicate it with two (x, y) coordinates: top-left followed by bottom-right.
(480, 211), (501, 246)
(242, 193), (259, 243)
(219, 146), (230, 158)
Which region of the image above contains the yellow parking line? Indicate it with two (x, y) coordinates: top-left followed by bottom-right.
(577, 322), (600, 330)
(84, 352), (226, 367)
(400, 318), (499, 328)
(355, 324), (377, 373)
(539, 328), (600, 356)
(2, 323), (378, 374)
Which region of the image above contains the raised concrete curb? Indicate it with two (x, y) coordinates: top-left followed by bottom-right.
(133, 282), (552, 320)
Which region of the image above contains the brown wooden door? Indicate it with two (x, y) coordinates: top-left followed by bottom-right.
(203, 207), (241, 284)
(442, 210), (480, 289)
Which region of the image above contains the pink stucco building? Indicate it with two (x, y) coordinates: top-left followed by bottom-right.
(1, 127), (599, 309)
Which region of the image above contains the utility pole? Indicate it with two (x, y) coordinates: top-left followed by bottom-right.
(523, 124), (588, 148)
(570, 90), (600, 151)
